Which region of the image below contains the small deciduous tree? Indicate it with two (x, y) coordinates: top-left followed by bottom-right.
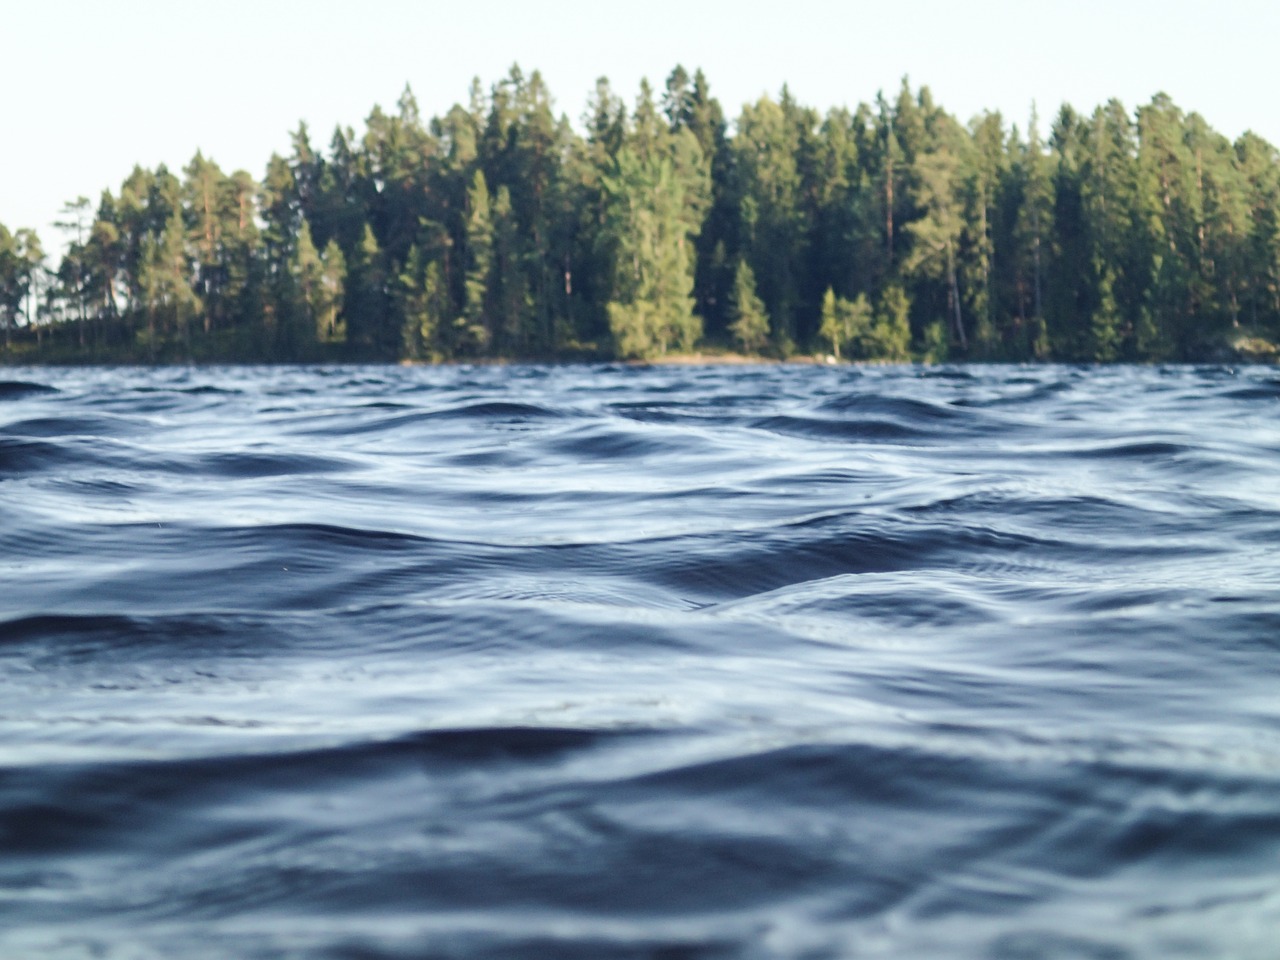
(872, 284), (913, 361)
(818, 287), (870, 360)
(728, 258), (769, 351)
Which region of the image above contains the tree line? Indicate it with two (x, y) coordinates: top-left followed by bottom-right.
(3, 66), (1279, 365)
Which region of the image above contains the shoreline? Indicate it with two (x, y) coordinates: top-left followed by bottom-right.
(4, 341), (1277, 370)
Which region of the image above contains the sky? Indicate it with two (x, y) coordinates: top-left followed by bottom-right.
(5, 0), (1279, 247)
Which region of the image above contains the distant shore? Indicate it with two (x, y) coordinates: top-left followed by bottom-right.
(4, 71), (1280, 371)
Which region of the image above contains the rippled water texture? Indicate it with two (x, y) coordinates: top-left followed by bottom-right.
(2, 363), (1280, 959)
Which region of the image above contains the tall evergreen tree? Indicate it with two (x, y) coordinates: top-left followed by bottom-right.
(1011, 107), (1054, 357)
(398, 245), (447, 360)
(905, 114), (969, 351)
(734, 94), (807, 349)
(459, 170), (494, 352)
(138, 208), (201, 358)
(490, 185), (530, 353)
(597, 81), (708, 358)
(346, 222), (393, 356)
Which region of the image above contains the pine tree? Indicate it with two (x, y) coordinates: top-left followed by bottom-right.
(0, 224), (22, 348)
(223, 169), (264, 344)
(1046, 104), (1092, 358)
(138, 208), (201, 358)
(1091, 264), (1123, 361)
(905, 122), (968, 351)
(599, 83), (707, 359)
(1134, 94), (1201, 358)
(1012, 107), (1054, 358)
(184, 151), (230, 333)
(1080, 100), (1142, 360)
(345, 222), (392, 355)
(289, 220), (324, 351)
(491, 185), (529, 353)
(398, 246), (448, 360)
(666, 66), (734, 337)
(601, 147), (704, 358)
(734, 95), (807, 349)
(963, 112), (1005, 356)
(22, 66), (1280, 365)
(54, 196), (94, 346)
(459, 170), (493, 352)
(1236, 131), (1280, 334)
(0, 227), (44, 349)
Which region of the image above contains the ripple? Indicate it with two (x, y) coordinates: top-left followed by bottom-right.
(2, 363), (1279, 959)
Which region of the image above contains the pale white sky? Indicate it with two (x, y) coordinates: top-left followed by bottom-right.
(5, 0), (1277, 247)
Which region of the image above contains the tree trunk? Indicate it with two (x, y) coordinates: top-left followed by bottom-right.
(885, 159), (895, 264)
(948, 241), (967, 350)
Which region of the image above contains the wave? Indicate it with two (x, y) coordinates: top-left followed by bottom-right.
(0, 379), (57, 400)
(0, 414), (149, 438)
(3, 363), (1279, 958)
(1221, 379), (1280, 400)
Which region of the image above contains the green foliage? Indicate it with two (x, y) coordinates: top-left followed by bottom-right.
(733, 95), (808, 344)
(139, 208), (202, 357)
(318, 240), (347, 343)
(458, 170), (493, 354)
(0, 224), (44, 348)
(818, 286), (911, 362)
(10, 70), (1280, 366)
(904, 120), (968, 352)
(728, 259), (769, 351)
(921, 319), (950, 364)
(599, 108), (706, 358)
(819, 287), (866, 360)
(345, 223), (393, 356)
(871, 285), (913, 361)
(1090, 265), (1123, 361)
(398, 248), (447, 360)
(489, 185), (530, 353)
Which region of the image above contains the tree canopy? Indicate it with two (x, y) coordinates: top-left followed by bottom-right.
(4, 68), (1279, 364)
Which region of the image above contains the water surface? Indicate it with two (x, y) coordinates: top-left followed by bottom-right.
(2, 363), (1279, 959)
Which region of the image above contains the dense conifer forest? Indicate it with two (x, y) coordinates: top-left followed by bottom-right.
(3, 66), (1279, 364)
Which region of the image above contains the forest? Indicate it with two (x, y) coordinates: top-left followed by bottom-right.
(2, 66), (1279, 365)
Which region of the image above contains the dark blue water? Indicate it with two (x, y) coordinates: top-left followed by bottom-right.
(2, 363), (1279, 959)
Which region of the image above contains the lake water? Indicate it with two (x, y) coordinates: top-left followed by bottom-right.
(2, 363), (1279, 959)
